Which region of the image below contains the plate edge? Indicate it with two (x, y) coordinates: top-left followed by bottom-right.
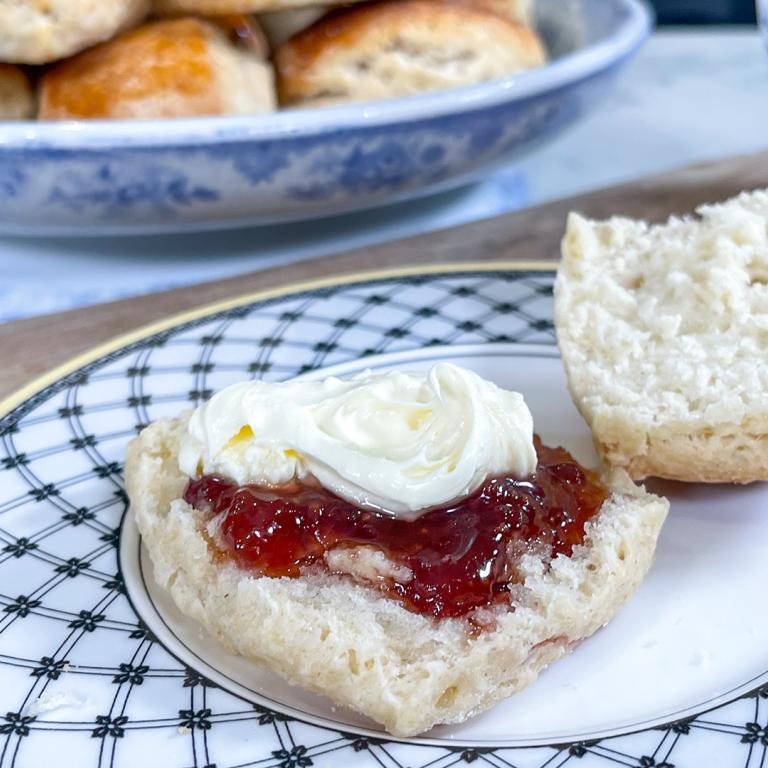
(0, 260), (556, 421)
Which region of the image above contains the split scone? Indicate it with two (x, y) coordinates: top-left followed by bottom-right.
(0, 0), (150, 64)
(0, 65), (35, 120)
(555, 189), (768, 483)
(38, 16), (275, 120)
(125, 364), (668, 737)
(274, 0), (546, 107)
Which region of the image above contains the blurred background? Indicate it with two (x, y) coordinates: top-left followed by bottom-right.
(652, 0), (756, 23)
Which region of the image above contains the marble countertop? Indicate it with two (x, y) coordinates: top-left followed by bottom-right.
(1, 28), (766, 323)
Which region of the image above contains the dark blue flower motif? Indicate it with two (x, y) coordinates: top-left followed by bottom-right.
(183, 669), (217, 690)
(1, 452), (28, 469)
(28, 484), (59, 501)
(179, 709), (212, 731)
(564, 739), (599, 758)
(48, 163), (218, 217)
(113, 663), (149, 685)
(3, 595), (41, 618)
(99, 528), (120, 547)
(68, 610), (105, 632)
(2, 538), (38, 558)
(667, 717), (695, 735)
(30, 656), (68, 680)
(272, 745), (312, 768)
(55, 558), (91, 577)
(253, 704), (288, 725)
(63, 507), (95, 525)
(0, 712), (35, 736)
(92, 715), (128, 738)
(742, 722), (768, 746)
(339, 732), (384, 751)
(129, 621), (157, 643)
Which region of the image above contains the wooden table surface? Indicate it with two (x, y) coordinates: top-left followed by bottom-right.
(1, 149), (766, 402)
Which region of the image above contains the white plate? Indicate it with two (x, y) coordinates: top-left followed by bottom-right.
(1, 263), (766, 768)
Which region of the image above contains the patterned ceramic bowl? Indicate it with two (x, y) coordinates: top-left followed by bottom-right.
(0, 0), (651, 235)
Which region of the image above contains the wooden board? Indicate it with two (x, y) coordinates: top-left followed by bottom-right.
(1, 149), (767, 401)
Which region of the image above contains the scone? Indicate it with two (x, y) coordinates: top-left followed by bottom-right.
(555, 189), (768, 483)
(0, 0), (150, 65)
(39, 16), (275, 120)
(154, 0), (364, 15)
(274, 0), (546, 107)
(0, 65), (34, 120)
(125, 364), (668, 736)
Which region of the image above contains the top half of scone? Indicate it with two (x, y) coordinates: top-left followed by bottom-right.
(126, 363), (668, 737)
(555, 188), (768, 484)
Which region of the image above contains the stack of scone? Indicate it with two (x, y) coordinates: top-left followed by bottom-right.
(0, 0), (546, 121)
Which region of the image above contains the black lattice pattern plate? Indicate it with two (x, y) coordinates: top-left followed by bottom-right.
(0, 264), (767, 768)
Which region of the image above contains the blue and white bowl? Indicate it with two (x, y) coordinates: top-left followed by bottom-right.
(0, 0), (651, 235)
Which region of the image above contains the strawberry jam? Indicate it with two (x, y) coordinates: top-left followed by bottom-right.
(184, 439), (607, 620)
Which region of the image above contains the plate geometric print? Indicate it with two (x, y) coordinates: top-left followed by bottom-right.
(0, 265), (766, 768)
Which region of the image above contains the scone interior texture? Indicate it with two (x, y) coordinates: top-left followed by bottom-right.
(555, 189), (768, 483)
(274, 0), (546, 107)
(38, 17), (275, 120)
(0, 64), (35, 120)
(0, 0), (150, 64)
(126, 416), (668, 737)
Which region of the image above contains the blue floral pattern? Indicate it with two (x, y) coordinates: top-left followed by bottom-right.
(48, 162), (218, 218)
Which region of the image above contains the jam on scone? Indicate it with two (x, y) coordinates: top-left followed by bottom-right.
(184, 439), (606, 620)
(179, 363), (606, 621)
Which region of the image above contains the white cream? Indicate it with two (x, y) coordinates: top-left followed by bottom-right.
(178, 363), (536, 520)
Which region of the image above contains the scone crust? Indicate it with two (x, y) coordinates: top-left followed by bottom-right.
(39, 17), (275, 120)
(126, 416), (667, 737)
(154, 0), (365, 15)
(0, 0), (150, 64)
(555, 192), (768, 484)
(274, 0), (546, 107)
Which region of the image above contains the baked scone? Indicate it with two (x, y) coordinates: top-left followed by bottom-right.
(125, 366), (668, 737)
(38, 16), (275, 120)
(274, 0), (546, 107)
(0, 64), (34, 120)
(153, 0), (363, 15)
(0, 0), (150, 65)
(555, 189), (768, 483)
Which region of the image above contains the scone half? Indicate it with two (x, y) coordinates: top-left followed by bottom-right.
(555, 190), (768, 483)
(126, 415), (667, 737)
(274, 0), (546, 108)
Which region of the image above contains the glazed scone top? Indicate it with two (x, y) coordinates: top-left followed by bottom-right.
(557, 189), (768, 433)
(178, 363), (536, 518)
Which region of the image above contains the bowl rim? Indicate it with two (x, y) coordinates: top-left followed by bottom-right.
(0, 0), (652, 150)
